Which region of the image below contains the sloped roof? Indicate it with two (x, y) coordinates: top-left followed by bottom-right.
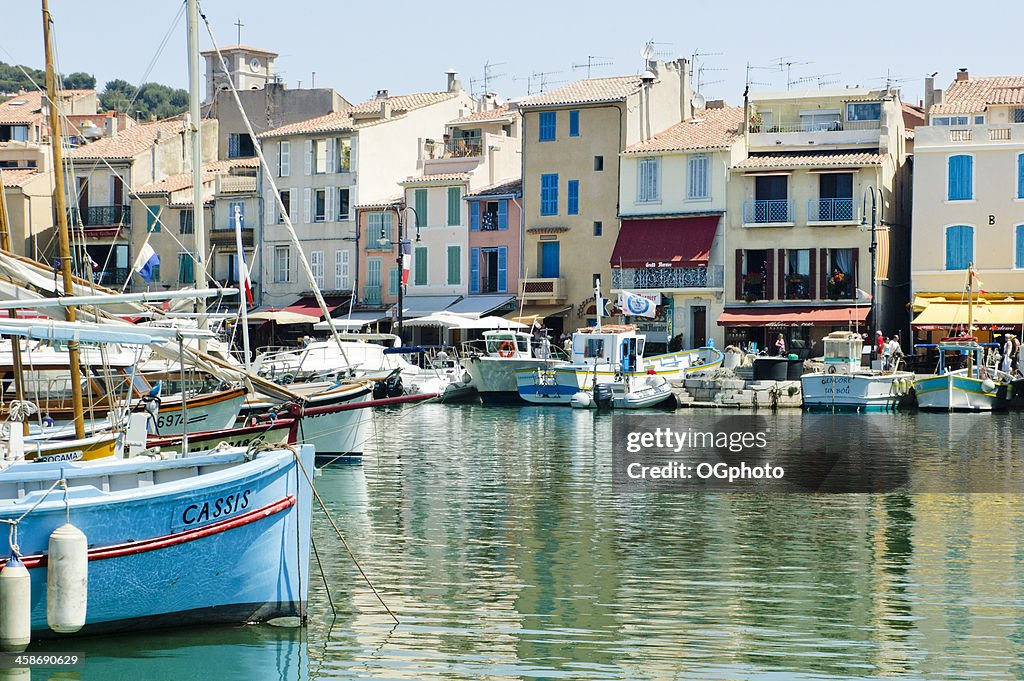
(467, 178), (522, 198)
(134, 158), (256, 195)
(518, 76), (642, 108)
(260, 91), (461, 138)
(400, 173), (470, 186)
(355, 196), (403, 211)
(0, 168), (43, 188)
(931, 75), (1024, 115)
(0, 89), (94, 124)
(200, 45), (279, 57)
(67, 119), (184, 160)
(624, 106), (743, 154)
(349, 91), (459, 115)
(734, 151), (884, 170)
(449, 106), (514, 125)
(258, 110), (354, 138)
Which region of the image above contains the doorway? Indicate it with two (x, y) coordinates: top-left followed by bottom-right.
(690, 305), (707, 348)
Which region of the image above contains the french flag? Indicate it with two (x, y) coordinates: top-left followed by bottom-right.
(400, 240), (411, 286)
(133, 243), (160, 284)
(237, 248), (254, 306)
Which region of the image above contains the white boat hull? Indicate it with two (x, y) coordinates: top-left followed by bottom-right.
(463, 356), (567, 404)
(296, 391), (374, 458)
(914, 372), (1005, 411)
(801, 372), (915, 411)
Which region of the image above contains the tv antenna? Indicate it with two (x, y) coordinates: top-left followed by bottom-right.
(745, 61), (775, 94)
(791, 72), (840, 90)
(572, 55), (613, 79)
(871, 68), (911, 90)
(695, 63), (727, 94)
(470, 60), (507, 96)
(514, 70), (566, 95)
(640, 40), (673, 64)
(774, 56), (812, 90)
(689, 49), (723, 77)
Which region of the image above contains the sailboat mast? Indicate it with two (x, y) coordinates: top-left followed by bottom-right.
(186, 0), (207, 343)
(42, 0), (85, 438)
(967, 263), (974, 376)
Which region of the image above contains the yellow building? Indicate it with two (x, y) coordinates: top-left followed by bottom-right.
(518, 61), (692, 337)
(722, 88), (909, 357)
(911, 70), (1024, 343)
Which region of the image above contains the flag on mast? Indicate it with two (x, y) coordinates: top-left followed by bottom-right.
(132, 242), (160, 284)
(616, 290), (658, 318)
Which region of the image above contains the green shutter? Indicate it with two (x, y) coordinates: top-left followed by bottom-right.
(146, 205), (161, 232)
(447, 245), (460, 285)
(178, 253), (194, 283)
(414, 189), (427, 226)
(414, 246), (428, 286)
(447, 187), (460, 226)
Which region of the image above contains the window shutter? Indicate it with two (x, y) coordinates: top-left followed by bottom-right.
(389, 267), (400, 295)
(734, 250), (744, 300)
(304, 139), (312, 175)
(228, 134), (239, 158)
(1016, 225), (1024, 268)
(280, 141), (290, 176)
(447, 187), (461, 226)
(567, 180), (579, 215)
(470, 248), (480, 294)
(414, 247), (428, 286)
(1018, 154), (1024, 199)
(303, 187), (312, 223)
(850, 248), (860, 291)
(778, 249), (786, 300)
(326, 138), (335, 173)
(497, 247), (508, 293)
(447, 245), (460, 285)
(808, 248), (817, 299)
(820, 249), (829, 297)
(948, 155), (972, 200)
(470, 201), (481, 231)
(265, 188), (276, 225)
(498, 200), (508, 230)
(764, 248), (775, 300)
(325, 186), (335, 221)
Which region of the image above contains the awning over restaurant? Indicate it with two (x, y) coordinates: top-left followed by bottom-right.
(505, 304), (572, 325)
(281, 295), (351, 320)
(387, 295), (461, 319)
(911, 300), (1024, 330)
(718, 305), (870, 327)
(445, 294), (516, 318)
(312, 310), (389, 331)
(610, 216), (719, 269)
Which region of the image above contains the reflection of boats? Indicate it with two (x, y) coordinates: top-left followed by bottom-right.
(517, 324), (722, 406)
(463, 330), (568, 404)
(913, 268), (1012, 412)
(801, 331), (915, 411)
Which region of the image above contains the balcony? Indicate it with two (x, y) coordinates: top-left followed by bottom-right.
(914, 123), (1024, 148)
(68, 205), (131, 227)
(743, 199), (793, 225)
(362, 285), (382, 306)
(444, 137), (483, 158)
(216, 175), (257, 194)
(521, 277), (566, 302)
(611, 265), (724, 291)
(807, 198), (856, 224)
(210, 226), (254, 247)
(747, 118), (881, 149)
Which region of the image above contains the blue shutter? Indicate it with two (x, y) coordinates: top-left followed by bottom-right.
(1016, 225), (1024, 269)
(945, 225), (973, 270)
(1018, 154), (1024, 199)
(569, 110), (580, 137)
(948, 155), (972, 200)
(470, 201), (481, 231)
(541, 242), (560, 278)
(541, 174), (558, 215)
(539, 112), (556, 141)
(470, 248), (480, 294)
(567, 180), (579, 215)
(497, 247), (508, 293)
(497, 200), (508, 230)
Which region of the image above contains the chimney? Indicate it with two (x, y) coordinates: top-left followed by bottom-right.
(956, 68), (969, 82)
(380, 100), (392, 119)
(375, 89), (389, 99)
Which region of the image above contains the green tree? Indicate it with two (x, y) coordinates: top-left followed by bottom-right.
(63, 72), (95, 90)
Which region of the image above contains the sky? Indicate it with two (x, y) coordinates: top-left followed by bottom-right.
(1, 1), (1019, 108)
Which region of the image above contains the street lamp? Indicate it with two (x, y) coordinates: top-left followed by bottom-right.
(861, 185), (883, 355)
(380, 203), (420, 339)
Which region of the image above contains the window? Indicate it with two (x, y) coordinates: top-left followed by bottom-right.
(365, 258), (382, 303)
(750, 175), (789, 223)
(310, 250), (324, 289)
(739, 249), (769, 301)
(567, 180), (579, 215)
(414, 246), (428, 286)
(816, 173), (854, 221)
(569, 110), (580, 137)
(313, 189), (326, 222)
(540, 173), (559, 215)
(337, 139), (352, 171)
(278, 141), (290, 176)
(826, 248), (857, 299)
(274, 245), (291, 283)
(592, 273), (601, 288)
(470, 247), (507, 293)
(312, 139), (328, 174)
(447, 187), (461, 226)
(846, 102), (881, 121)
(1018, 154), (1024, 200)
(1016, 225), (1024, 269)
(228, 200), (245, 228)
(1013, 109), (1024, 124)
(179, 210), (194, 234)
(335, 250), (350, 290)
(414, 189), (427, 226)
(594, 155), (604, 171)
(146, 205), (161, 232)
(447, 245), (461, 285)
(538, 111), (556, 141)
(800, 110), (841, 131)
(974, 115), (985, 125)
(945, 225), (973, 270)
(637, 157), (660, 203)
(687, 155), (710, 200)
(338, 188), (350, 220)
(367, 212), (393, 249)
(177, 253), (194, 284)
(389, 268), (400, 295)
(227, 133), (255, 158)
(947, 154), (973, 201)
(278, 190), (291, 223)
(593, 221), (602, 236)
(473, 200), (507, 231)
(783, 249), (811, 300)
(932, 115), (969, 126)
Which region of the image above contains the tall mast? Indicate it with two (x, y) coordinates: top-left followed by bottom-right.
(0, 170), (29, 434)
(967, 264), (974, 377)
(186, 0), (207, 345)
(42, 0), (85, 438)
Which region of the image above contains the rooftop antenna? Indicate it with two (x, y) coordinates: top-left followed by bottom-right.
(572, 55), (613, 79)
(513, 70), (565, 96)
(791, 72), (840, 90)
(745, 61), (774, 92)
(871, 68), (911, 90)
(695, 62), (727, 95)
(472, 60), (507, 95)
(774, 56), (812, 90)
(689, 48), (723, 78)
(640, 40), (673, 65)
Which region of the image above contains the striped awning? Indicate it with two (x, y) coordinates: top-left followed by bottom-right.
(875, 225), (890, 281)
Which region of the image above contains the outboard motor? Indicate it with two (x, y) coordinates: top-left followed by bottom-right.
(594, 383), (613, 409)
(386, 374), (404, 397)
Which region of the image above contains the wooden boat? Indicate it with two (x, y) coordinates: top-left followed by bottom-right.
(146, 417), (298, 457)
(801, 331), (915, 411)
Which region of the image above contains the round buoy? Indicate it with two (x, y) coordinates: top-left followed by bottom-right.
(982, 378), (996, 394)
(46, 524), (88, 634)
(570, 392), (592, 409)
(0, 555), (31, 652)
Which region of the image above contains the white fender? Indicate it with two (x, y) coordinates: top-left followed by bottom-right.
(46, 524), (88, 634)
(0, 556), (31, 652)
(570, 392), (593, 409)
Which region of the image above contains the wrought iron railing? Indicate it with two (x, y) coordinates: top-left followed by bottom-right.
(748, 119), (880, 133)
(807, 197), (855, 222)
(611, 265), (724, 290)
(68, 205), (132, 227)
(743, 199), (793, 224)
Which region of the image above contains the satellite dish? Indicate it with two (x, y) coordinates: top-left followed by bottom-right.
(639, 42), (655, 61)
(691, 92), (706, 110)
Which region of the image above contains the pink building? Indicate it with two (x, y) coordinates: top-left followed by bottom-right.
(465, 179), (521, 298)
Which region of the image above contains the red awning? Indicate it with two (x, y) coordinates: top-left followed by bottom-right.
(282, 295), (350, 320)
(610, 216), (719, 269)
(718, 305), (870, 327)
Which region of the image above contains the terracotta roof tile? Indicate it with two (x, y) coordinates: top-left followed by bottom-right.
(467, 178), (522, 198)
(623, 106), (743, 154)
(400, 172), (470, 186)
(348, 91), (458, 115)
(0, 90), (93, 124)
(67, 119), (184, 160)
(134, 159), (255, 195)
(931, 76), (1024, 115)
(0, 168), (43, 188)
(449, 106), (515, 124)
(518, 76), (642, 108)
(734, 151), (884, 170)
(261, 91), (462, 138)
(355, 195), (403, 211)
(258, 110), (354, 138)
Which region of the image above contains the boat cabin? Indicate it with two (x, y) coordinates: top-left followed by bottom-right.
(822, 331), (863, 375)
(935, 338), (985, 375)
(482, 331), (534, 359)
(571, 325), (646, 372)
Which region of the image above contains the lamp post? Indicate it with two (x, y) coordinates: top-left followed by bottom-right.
(381, 203), (420, 340)
(861, 185), (882, 356)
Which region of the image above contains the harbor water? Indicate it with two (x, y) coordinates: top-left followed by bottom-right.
(27, 405), (1024, 680)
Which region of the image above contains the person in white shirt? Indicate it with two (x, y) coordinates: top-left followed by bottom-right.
(886, 334), (902, 370)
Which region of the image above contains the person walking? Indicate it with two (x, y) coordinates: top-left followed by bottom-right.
(775, 333), (786, 357)
(887, 334), (902, 371)
(1010, 333), (1022, 375)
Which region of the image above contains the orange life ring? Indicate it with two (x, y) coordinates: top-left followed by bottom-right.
(498, 341), (516, 358)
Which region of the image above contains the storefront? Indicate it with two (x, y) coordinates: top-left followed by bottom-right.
(718, 305), (870, 358)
